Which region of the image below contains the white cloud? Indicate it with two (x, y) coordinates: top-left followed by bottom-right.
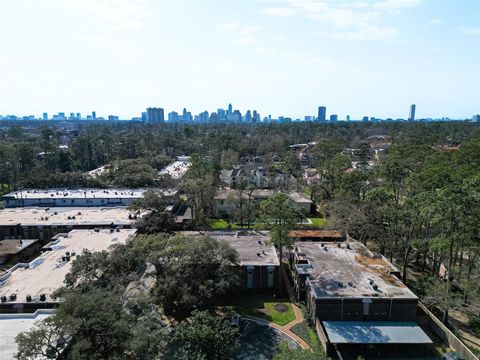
(333, 25), (398, 41)
(215, 22), (240, 33)
(428, 18), (443, 25)
(215, 23), (262, 46)
(258, 0), (422, 41)
(258, 7), (295, 16)
(458, 26), (480, 35)
(373, 0), (423, 12)
(69, 0), (150, 30)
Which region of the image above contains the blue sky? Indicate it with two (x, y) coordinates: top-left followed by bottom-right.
(0, 0), (479, 120)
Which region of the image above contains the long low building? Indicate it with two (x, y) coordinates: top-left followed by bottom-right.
(290, 241), (434, 357)
(0, 207), (139, 241)
(214, 189), (312, 218)
(0, 229), (137, 313)
(181, 231), (280, 291)
(0, 188), (177, 208)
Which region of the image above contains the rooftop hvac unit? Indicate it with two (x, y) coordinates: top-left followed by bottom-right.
(26, 295), (32, 302)
(40, 293), (46, 301)
(9, 293), (17, 301)
(1, 296), (7, 303)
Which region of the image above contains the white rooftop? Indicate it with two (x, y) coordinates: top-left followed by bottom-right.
(2, 188), (145, 200)
(159, 160), (191, 179)
(0, 207), (139, 226)
(0, 311), (53, 360)
(0, 229), (136, 304)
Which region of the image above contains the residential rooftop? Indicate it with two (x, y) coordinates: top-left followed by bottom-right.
(0, 207), (139, 227)
(214, 189), (312, 204)
(0, 229), (136, 304)
(295, 241), (416, 300)
(181, 231), (279, 267)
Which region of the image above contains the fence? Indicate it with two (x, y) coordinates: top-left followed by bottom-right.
(418, 302), (479, 360)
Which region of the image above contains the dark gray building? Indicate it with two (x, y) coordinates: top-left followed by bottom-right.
(290, 241), (432, 357)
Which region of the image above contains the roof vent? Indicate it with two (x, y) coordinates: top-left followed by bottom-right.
(372, 284), (379, 291)
(338, 282), (344, 288)
(257, 252), (261, 257)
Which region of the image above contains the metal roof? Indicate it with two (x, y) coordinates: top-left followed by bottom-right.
(323, 321), (432, 344)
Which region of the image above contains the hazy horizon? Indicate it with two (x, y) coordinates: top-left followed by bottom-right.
(1, 0), (479, 119)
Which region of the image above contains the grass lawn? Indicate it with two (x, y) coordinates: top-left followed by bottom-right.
(291, 322), (322, 349)
(209, 219), (251, 230)
(262, 302), (296, 326)
(215, 293), (296, 326)
(306, 217), (327, 227)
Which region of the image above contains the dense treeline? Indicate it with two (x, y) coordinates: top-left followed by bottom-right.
(0, 121), (477, 191)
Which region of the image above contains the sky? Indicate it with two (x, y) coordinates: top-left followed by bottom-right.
(0, 0), (479, 120)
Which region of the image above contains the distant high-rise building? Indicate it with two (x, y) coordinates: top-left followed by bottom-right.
(346, 115), (350, 121)
(228, 103), (233, 114)
(409, 104), (416, 122)
(58, 112), (66, 120)
(108, 115), (119, 121)
(245, 110), (252, 122)
(252, 110), (259, 123)
(209, 112), (219, 123)
(217, 108), (226, 121)
(317, 106), (326, 122)
(76, 112), (81, 119)
(69, 112), (75, 120)
(199, 111), (209, 123)
(92, 111), (96, 119)
(362, 116), (369, 122)
(168, 111), (179, 123)
(146, 107), (164, 123)
(473, 114), (480, 122)
(42, 112), (48, 120)
(329, 114), (338, 122)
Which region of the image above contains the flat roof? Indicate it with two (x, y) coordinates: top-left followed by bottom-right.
(0, 239), (38, 256)
(295, 241), (416, 299)
(2, 188), (177, 200)
(0, 207), (138, 227)
(180, 231), (279, 266)
(0, 311), (53, 359)
(289, 230), (344, 239)
(0, 229), (136, 304)
(323, 321), (432, 344)
(159, 160), (191, 179)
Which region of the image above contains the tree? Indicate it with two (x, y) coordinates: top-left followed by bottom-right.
(149, 235), (240, 319)
(180, 154), (219, 228)
(15, 317), (66, 360)
(169, 310), (239, 360)
(16, 289), (168, 360)
(128, 190), (176, 234)
(259, 192), (305, 268)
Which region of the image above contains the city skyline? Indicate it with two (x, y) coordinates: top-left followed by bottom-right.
(1, 0), (479, 119)
(2, 103), (478, 123)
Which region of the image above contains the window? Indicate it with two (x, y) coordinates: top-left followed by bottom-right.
(247, 267), (254, 289)
(267, 267), (275, 288)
